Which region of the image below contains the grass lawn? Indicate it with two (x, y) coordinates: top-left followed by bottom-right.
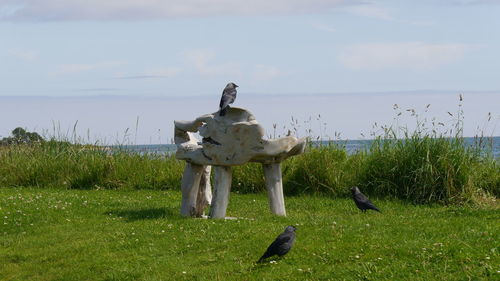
(0, 188), (498, 281)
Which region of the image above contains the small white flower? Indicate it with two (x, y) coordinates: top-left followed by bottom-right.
(182, 271), (186, 274)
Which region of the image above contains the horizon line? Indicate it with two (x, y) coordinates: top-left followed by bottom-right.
(113, 136), (500, 146)
(1, 89), (499, 99)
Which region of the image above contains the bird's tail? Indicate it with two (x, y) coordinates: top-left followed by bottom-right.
(257, 252), (270, 263)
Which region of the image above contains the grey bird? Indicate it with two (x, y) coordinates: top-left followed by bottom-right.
(219, 82), (238, 116)
(257, 225), (296, 263)
(351, 186), (381, 213)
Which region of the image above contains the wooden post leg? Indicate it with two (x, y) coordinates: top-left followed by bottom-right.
(263, 163), (286, 216)
(194, 166), (212, 217)
(180, 163), (205, 217)
(209, 166), (232, 219)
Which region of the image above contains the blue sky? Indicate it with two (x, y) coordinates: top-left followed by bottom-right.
(1, 0), (499, 143)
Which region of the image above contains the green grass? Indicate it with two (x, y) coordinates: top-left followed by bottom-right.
(359, 135), (500, 204)
(1, 136), (498, 205)
(1, 188), (498, 281)
(0, 141), (184, 191)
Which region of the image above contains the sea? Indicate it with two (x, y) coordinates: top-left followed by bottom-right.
(112, 137), (500, 159)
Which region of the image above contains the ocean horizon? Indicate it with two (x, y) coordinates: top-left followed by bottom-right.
(110, 136), (500, 159)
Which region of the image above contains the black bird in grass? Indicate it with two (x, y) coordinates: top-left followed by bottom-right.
(351, 186), (381, 213)
(219, 82), (238, 116)
(257, 225), (296, 263)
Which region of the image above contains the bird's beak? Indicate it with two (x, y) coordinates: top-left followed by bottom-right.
(235, 84), (239, 88)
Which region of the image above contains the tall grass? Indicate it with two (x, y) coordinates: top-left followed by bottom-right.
(0, 98), (498, 205)
(281, 143), (364, 197)
(0, 141), (184, 191)
(356, 97), (499, 203)
(361, 134), (487, 204)
(0, 138), (497, 205)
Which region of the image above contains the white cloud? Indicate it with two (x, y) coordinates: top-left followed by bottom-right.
(183, 50), (283, 82)
(252, 65), (282, 81)
(310, 22), (336, 33)
(450, 0), (500, 5)
(147, 67), (181, 77)
(184, 49), (241, 77)
(348, 4), (393, 21)
(345, 2), (433, 26)
(52, 61), (127, 75)
(1, 0), (347, 21)
(0, 3), (22, 18)
(338, 42), (472, 71)
(116, 67), (182, 79)
(8, 48), (38, 61)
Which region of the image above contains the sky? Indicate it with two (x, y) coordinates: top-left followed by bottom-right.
(1, 0), (499, 143)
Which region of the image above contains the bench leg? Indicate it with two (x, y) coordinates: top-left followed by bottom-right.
(209, 166), (232, 219)
(263, 163), (286, 216)
(180, 163), (205, 217)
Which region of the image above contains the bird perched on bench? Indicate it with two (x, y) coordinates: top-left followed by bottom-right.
(219, 82), (238, 116)
(351, 186), (381, 213)
(257, 225), (296, 263)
